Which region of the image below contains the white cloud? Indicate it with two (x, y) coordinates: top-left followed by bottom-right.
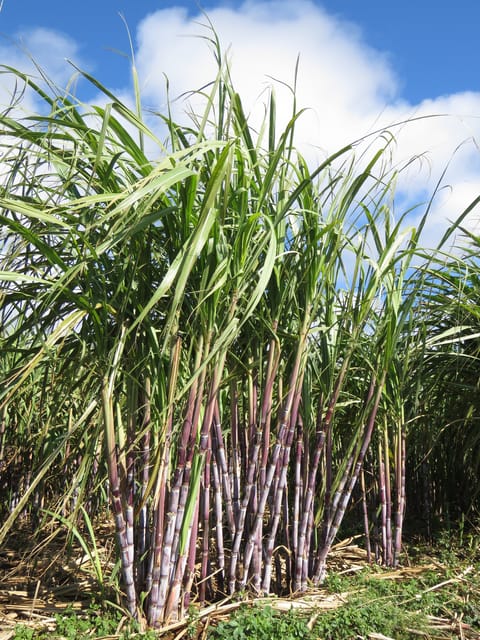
(1, 1), (479, 249)
(134, 0), (480, 248)
(136, 1), (397, 144)
(0, 28), (87, 113)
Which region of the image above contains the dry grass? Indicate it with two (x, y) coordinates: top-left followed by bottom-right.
(1, 524), (479, 639)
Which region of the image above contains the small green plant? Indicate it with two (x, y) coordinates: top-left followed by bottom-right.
(12, 626), (36, 640)
(186, 604), (201, 638)
(208, 604), (313, 640)
(312, 595), (424, 640)
(13, 603), (139, 640)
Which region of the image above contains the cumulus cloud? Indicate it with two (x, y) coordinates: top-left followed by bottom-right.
(1, 1), (479, 247)
(135, 0), (480, 246)
(0, 28), (87, 113)
(136, 1), (398, 144)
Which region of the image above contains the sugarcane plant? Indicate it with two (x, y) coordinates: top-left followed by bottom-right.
(1, 38), (478, 628)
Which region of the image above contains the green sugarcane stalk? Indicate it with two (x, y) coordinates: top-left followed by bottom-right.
(163, 449), (204, 623)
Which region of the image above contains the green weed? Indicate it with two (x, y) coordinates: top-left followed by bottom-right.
(12, 603), (150, 640)
(208, 604), (313, 640)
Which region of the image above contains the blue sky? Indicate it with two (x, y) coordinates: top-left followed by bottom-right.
(1, 0), (478, 103)
(1, 0), (479, 245)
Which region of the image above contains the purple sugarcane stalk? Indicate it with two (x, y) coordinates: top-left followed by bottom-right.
(294, 401), (327, 591)
(101, 380), (137, 617)
(164, 354), (226, 617)
(169, 329), (226, 621)
(146, 337), (183, 626)
(148, 508), (173, 626)
(211, 453), (225, 593)
(393, 425), (406, 566)
(259, 328), (279, 489)
(228, 334), (279, 592)
(228, 411), (263, 593)
(304, 506), (314, 585)
(164, 341), (208, 595)
(313, 372), (385, 584)
(247, 365), (262, 592)
(137, 379), (151, 588)
(239, 332), (307, 590)
(360, 468), (372, 563)
(383, 425), (393, 566)
(199, 431), (212, 604)
(247, 364), (258, 462)
(164, 488), (200, 623)
(212, 401), (235, 537)
(295, 363), (349, 591)
(153, 370), (205, 623)
(261, 374), (304, 594)
(292, 417), (304, 565)
(378, 447), (387, 564)
(230, 382), (241, 524)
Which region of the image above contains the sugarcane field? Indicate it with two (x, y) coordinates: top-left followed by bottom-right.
(1, 15), (480, 640)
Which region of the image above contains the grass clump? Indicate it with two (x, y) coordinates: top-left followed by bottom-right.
(316, 557), (480, 639)
(208, 604), (313, 640)
(316, 575), (426, 639)
(12, 603), (155, 640)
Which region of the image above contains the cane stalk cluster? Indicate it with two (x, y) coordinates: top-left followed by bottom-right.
(1, 41), (479, 628)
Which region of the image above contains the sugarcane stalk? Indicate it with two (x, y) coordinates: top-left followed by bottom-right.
(393, 424), (406, 566)
(360, 467), (372, 563)
(292, 416), (304, 566)
(101, 379), (137, 617)
(228, 333), (279, 591)
(125, 379), (137, 588)
(181, 496), (200, 616)
(163, 450), (203, 623)
(383, 420), (393, 566)
(294, 403), (327, 591)
(262, 374), (304, 594)
(137, 377), (151, 587)
(199, 430), (212, 604)
(162, 339), (208, 598)
(212, 400), (235, 537)
(228, 409), (263, 593)
(295, 363), (348, 591)
(230, 381), (241, 524)
(313, 372), (385, 584)
(259, 326), (280, 489)
(239, 329), (307, 589)
(211, 452), (225, 593)
(147, 336), (183, 626)
(378, 441), (387, 564)
(0, 405), (6, 471)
